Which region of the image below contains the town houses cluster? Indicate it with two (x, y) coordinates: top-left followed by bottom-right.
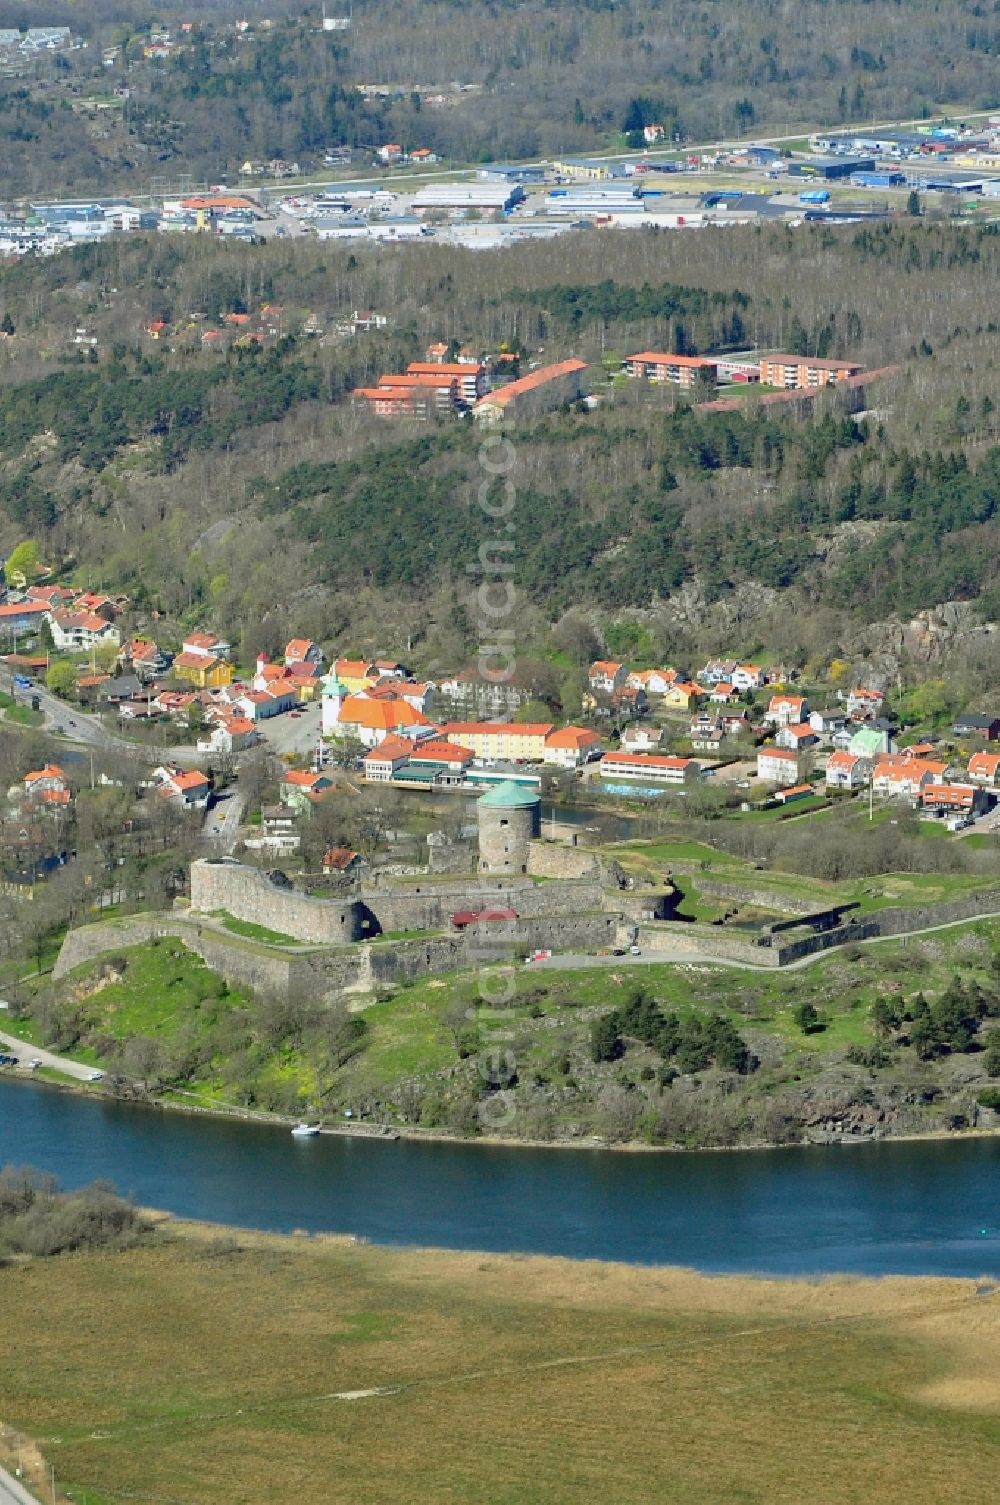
(2, 562), (998, 826)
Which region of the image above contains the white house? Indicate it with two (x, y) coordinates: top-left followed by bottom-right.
(196, 715), (257, 755)
(871, 758), (946, 802)
(49, 610), (121, 652)
(542, 726), (602, 768)
(621, 723), (663, 752)
(154, 766), (211, 808)
(775, 722), (819, 753)
(756, 747), (802, 787)
(182, 630), (231, 660)
(765, 693), (809, 727)
(731, 664), (764, 692)
(824, 751), (871, 791)
(284, 638), (323, 667)
(588, 660), (627, 693)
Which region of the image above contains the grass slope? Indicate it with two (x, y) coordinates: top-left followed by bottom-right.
(2, 1225), (1000, 1505)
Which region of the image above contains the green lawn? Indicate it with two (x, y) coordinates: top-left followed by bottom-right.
(59, 938), (251, 1046)
(3, 703), (44, 726)
(216, 913), (302, 946)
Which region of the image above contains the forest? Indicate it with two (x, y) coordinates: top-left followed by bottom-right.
(0, 213), (998, 683)
(0, 0), (999, 191)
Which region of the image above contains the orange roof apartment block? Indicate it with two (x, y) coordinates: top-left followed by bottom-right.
(758, 354), (863, 389)
(473, 359), (587, 423)
(625, 352), (720, 387)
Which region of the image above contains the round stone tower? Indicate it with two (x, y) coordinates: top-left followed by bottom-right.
(477, 781), (541, 875)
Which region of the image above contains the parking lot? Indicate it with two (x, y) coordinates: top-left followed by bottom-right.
(259, 700), (324, 758)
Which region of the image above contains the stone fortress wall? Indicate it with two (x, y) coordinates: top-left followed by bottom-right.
(189, 860), (363, 943)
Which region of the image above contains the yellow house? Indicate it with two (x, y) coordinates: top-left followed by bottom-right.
(438, 721), (554, 762)
(333, 658), (379, 695)
(173, 652), (233, 689)
(662, 679), (704, 711)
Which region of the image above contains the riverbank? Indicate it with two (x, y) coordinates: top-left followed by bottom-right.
(10, 906), (1000, 1157)
(9, 1063), (1000, 1158)
(2, 1213), (999, 1505)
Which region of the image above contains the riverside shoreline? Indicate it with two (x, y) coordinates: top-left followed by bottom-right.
(4, 1064), (1000, 1157)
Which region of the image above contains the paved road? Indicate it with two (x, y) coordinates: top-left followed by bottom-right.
(28, 682), (118, 748)
(0, 1024), (98, 1082)
(203, 787), (247, 852)
(255, 107), (1000, 202)
(0, 1464), (40, 1505)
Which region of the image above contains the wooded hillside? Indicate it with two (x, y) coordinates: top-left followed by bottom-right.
(0, 218), (998, 678)
(0, 0), (998, 191)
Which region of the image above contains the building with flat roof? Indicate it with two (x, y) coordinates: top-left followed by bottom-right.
(410, 183), (523, 213)
(788, 157), (876, 180)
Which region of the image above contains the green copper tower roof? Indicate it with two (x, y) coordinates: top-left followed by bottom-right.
(477, 781), (541, 808)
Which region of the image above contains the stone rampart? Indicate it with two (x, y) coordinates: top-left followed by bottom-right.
(683, 877), (818, 915)
(637, 921), (774, 965)
(53, 915), (301, 994)
(190, 859), (362, 943)
(526, 843), (598, 880)
(358, 876), (606, 934)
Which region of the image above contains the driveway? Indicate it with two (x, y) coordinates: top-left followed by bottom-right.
(0, 1025), (98, 1082)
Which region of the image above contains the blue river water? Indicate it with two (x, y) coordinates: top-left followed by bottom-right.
(2, 1078), (999, 1276)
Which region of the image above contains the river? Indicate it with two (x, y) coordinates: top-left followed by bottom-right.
(3, 1079), (999, 1276)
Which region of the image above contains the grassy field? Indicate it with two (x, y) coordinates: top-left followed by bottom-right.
(3, 1223), (1000, 1505)
(55, 939), (250, 1060)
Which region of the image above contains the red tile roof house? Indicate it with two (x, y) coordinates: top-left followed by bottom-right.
(921, 784), (990, 817)
(279, 769), (334, 811)
(0, 600), (53, 634)
(775, 721), (819, 752)
(774, 782), (815, 805)
(49, 610), (121, 651)
(542, 726), (603, 768)
(871, 758), (947, 802)
(588, 660), (627, 693)
(362, 735), (415, 781)
(824, 751), (872, 791)
(968, 752), (1000, 786)
(284, 638), (323, 667)
(154, 766), (211, 808)
(322, 846), (362, 876)
(23, 764), (69, 801)
(765, 693), (810, 727)
(235, 686), (298, 721)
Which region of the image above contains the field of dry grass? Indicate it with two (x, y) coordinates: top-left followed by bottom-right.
(3, 1220), (1000, 1504)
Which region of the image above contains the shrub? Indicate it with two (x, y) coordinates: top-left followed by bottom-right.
(0, 1165), (149, 1256)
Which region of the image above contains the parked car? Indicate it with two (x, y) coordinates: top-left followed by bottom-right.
(87, 1070), (104, 1082)
(29, 1056), (43, 1069)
